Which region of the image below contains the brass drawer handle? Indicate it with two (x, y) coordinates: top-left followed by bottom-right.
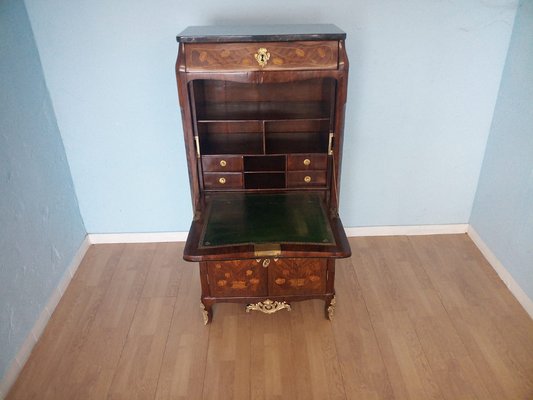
(262, 259), (270, 268)
(219, 159), (227, 167)
(303, 158), (311, 166)
(304, 176), (312, 183)
(255, 48), (270, 68)
(218, 177), (226, 184)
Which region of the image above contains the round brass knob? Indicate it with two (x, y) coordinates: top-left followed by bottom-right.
(220, 160), (227, 167)
(219, 177), (226, 184)
(304, 176), (312, 183)
(303, 158), (311, 166)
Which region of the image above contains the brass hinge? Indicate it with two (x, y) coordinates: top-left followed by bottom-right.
(193, 209), (201, 221)
(328, 132), (334, 155)
(194, 135), (200, 158)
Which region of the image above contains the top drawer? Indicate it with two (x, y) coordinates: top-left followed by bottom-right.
(185, 41), (338, 72)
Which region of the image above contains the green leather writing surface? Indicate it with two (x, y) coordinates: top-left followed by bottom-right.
(200, 193), (335, 248)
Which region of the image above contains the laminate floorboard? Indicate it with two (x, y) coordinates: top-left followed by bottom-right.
(6, 235), (533, 400)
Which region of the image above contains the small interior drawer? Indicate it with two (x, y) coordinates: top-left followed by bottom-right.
(287, 171), (327, 188)
(287, 154), (327, 171)
(204, 172), (243, 189)
(202, 155), (243, 172)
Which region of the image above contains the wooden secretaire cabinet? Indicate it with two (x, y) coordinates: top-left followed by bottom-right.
(175, 25), (351, 324)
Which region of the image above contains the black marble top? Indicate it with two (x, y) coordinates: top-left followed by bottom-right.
(176, 24), (346, 43)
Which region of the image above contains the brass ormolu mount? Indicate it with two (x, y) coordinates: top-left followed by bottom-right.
(246, 299), (291, 314)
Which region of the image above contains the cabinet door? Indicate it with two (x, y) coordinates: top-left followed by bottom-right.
(207, 260), (267, 297)
(268, 258), (327, 295)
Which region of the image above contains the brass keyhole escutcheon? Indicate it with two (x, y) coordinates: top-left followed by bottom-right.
(304, 176), (312, 183)
(220, 159), (227, 167)
(303, 158), (311, 166)
(219, 177), (226, 184)
(262, 259), (270, 268)
(255, 48), (270, 68)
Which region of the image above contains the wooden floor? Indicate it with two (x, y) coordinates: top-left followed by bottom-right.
(7, 235), (533, 399)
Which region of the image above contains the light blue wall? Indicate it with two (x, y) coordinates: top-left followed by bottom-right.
(23, 0), (518, 232)
(0, 0), (86, 381)
(470, 0), (533, 300)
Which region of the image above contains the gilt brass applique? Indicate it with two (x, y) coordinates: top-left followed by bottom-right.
(254, 243), (281, 257)
(327, 295), (336, 320)
(201, 303), (209, 325)
(246, 299), (291, 314)
(254, 47), (270, 67)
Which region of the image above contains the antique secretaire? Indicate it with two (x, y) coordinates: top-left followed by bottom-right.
(175, 24), (351, 324)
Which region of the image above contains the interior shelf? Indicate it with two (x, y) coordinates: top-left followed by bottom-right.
(196, 101), (331, 122)
(266, 132), (329, 154)
(200, 133), (263, 155)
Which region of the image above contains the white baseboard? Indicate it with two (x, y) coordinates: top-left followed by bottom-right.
(88, 231), (188, 244)
(345, 224), (469, 237)
(467, 226), (533, 319)
(0, 235), (91, 399)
